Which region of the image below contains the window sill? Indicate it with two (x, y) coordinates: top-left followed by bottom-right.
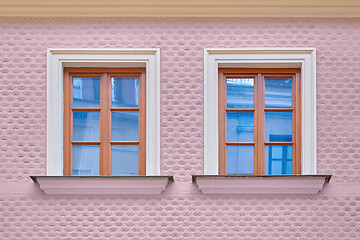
(30, 175), (174, 195)
(192, 174), (331, 194)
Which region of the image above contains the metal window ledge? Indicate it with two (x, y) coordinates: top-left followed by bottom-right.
(30, 175), (174, 195)
(192, 174), (332, 194)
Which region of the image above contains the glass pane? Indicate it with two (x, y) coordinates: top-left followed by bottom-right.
(226, 112), (254, 142)
(73, 77), (100, 108)
(111, 112), (139, 141)
(265, 78), (292, 108)
(226, 146), (254, 174)
(111, 77), (139, 107)
(265, 112), (292, 142)
(226, 78), (254, 109)
(72, 145), (100, 175)
(73, 112), (100, 141)
(112, 145), (139, 175)
(265, 145), (292, 175)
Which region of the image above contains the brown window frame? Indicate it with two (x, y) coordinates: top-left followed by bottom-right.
(63, 67), (146, 176)
(218, 68), (301, 175)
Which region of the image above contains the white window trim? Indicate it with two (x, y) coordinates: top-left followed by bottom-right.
(204, 48), (316, 175)
(47, 48), (161, 176)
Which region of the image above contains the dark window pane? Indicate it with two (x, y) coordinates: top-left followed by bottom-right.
(226, 146), (254, 174)
(72, 145), (100, 175)
(226, 78), (254, 108)
(265, 112), (292, 142)
(265, 78), (292, 108)
(111, 112), (139, 141)
(73, 112), (100, 141)
(226, 112), (254, 142)
(73, 78), (100, 108)
(265, 145), (292, 175)
(112, 145), (139, 175)
(111, 77), (139, 107)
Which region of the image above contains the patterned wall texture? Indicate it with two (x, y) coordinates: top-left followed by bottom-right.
(0, 18), (359, 239)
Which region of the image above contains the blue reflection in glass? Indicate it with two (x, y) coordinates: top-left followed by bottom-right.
(265, 78), (292, 108)
(111, 112), (139, 141)
(265, 112), (292, 142)
(265, 145), (292, 175)
(111, 77), (139, 107)
(72, 145), (100, 175)
(73, 78), (100, 108)
(226, 112), (254, 142)
(226, 78), (254, 108)
(73, 112), (100, 141)
(112, 145), (139, 175)
(226, 146), (254, 174)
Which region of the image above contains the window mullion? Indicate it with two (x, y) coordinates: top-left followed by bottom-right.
(295, 72), (302, 174)
(100, 72), (108, 175)
(138, 71), (146, 175)
(218, 72), (226, 174)
(257, 73), (265, 174)
(63, 71), (71, 175)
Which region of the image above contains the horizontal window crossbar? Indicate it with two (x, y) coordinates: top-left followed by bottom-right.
(72, 108), (101, 112)
(110, 107), (139, 111)
(226, 109), (255, 112)
(226, 142), (255, 146)
(264, 108), (293, 112)
(264, 142), (293, 145)
(110, 141), (139, 145)
(71, 141), (101, 145)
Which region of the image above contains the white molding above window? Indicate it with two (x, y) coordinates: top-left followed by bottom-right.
(47, 48), (161, 176)
(204, 48), (317, 175)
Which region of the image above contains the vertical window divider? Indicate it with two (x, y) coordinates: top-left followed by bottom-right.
(106, 73), (112, 175)
(257, 73), (265, 174)
(63, 70), (71, 175)
(253, 74), (258, 174)
(139, 71), (146, 175)
(100, 73), (108, 175)
(291, 74), (296, 175)
(295, 72), (302, 174)
(218, 70), (226, 175)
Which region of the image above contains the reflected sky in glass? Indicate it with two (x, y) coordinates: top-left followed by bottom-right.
(265, 78), (292, 108)
(265, 145), (292, 175)
(226, 112), (254, 142)
(111, 111), (139, 141)
(112, 145), (139, 175)
(73, 77), (100, 108)
(227, 146), (254, 174)
(73, 112), (100, 141)
(72, 145), (100, 175)
(227, 78), (254, 109)
(265, 112), (292, 142)
(111, 77), (139, 108)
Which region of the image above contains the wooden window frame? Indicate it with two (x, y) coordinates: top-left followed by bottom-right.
(218, 68), (301, 175)
(63, 67), (146, 176)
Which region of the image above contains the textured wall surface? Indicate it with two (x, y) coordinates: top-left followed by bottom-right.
(0, 18), (359, 239)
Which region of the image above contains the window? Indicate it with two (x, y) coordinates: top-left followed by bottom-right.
(204, 48), (317, 175)
(47, 49), (160, 176)
(63, 68), (146, 175)
(218, 68), (301, 175)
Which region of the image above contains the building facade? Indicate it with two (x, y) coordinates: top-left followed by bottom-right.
(0, 1), (360, 239)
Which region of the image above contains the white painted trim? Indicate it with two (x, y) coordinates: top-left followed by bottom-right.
(47, 48), (161, 176)
(204, 48), (317, 175)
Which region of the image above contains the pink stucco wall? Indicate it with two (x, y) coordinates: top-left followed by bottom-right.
(0, 18), (359, 239)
